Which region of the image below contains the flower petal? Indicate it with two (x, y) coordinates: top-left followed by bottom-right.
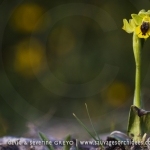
(138, 9), (146, 18)
(143, 15), (150, 22)
(147, 10), (150, 14)
(122, 19), (134, 33)
(131, 14), (143, 25)
(129, 19), (136, 28)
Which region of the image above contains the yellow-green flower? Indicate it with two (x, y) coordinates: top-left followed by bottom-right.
(122, 10), (150, 39)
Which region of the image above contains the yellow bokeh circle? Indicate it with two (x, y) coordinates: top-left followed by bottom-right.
(14, 38), (45, 78)
(105, 81), (131, 107)
(10, 3), (44, 33)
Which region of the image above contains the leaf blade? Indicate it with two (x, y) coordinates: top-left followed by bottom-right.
(39, 132), (55, 150)
(63, 135), (71, 150)
(73, 113), (97, 141)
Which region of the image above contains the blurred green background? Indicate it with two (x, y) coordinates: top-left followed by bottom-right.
(1, 0), (150, 139)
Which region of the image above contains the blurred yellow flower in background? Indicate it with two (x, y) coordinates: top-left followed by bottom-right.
(10, 3), (44, 33)
(13, 38), (45, 78)
(104, 81), (131, 107)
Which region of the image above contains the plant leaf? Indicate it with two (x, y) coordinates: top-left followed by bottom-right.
(131, 14), (143, 25)
(141, 110), (150, 134)
(127, 105), (150, 141)
(85, 103), (101, 142)
(39, 132), (55, 150)
(85, 104), (104, 148)
(63, 135), (71, 150)
(73, 113), (98, 141)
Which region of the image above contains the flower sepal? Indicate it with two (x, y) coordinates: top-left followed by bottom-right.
(131, 14), (143, 26)
(122, 19), (136, 33)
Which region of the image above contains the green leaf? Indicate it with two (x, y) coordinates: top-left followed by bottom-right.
(39, 132), (55, 150)
(122, 19), (134, 33)
(85, 104), (103, 148)
(63, 135), (71, 150)
(73, 113), (98, 141)
(131, 14), (143, 25)
(85, 103), (101, 142)
(141, 110), (150, 134)
(127, 105), (150, 141)
(127, 105), (142, 141)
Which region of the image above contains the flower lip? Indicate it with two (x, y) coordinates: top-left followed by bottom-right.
(140, 22), (149, 35)
(135, 16), (150, 39)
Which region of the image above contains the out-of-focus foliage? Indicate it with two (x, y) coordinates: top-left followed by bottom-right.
(1, 0), (150, 138)
(0, 113), (8, 136)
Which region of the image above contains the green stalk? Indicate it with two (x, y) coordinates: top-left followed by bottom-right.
(133, 32), (142, 108)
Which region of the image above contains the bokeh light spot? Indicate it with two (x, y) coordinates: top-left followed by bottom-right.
(13, 38), (45, 78)
(105, 81), (131, 107)
(10, 3), (44, 33)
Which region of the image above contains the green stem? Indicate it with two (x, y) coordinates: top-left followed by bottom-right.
(133, 32), (141, 108)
